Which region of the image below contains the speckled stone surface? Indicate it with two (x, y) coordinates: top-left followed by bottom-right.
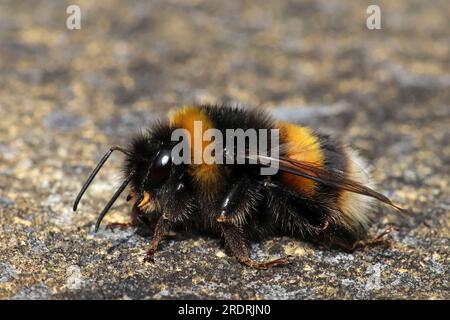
(0, 0), (448, 299)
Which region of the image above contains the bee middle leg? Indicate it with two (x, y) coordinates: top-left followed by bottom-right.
(220, 223), (289, 269)
(216, 178), (289, 269)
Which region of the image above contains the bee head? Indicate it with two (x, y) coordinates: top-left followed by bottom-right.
(73, 124), (178, 231)
(125, 131), (192, 218)
(125, 128), (176, 196)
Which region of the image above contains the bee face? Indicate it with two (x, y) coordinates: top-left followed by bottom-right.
(124, 127), (175, 193)
(119, 121), (197, 221)
(128, 147), (173, 195)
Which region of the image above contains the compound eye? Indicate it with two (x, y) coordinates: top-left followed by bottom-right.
(148, 149), (172, 187)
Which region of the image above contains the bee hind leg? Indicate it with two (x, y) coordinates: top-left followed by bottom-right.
(350, 225), (398, 251)
(331, 225), (398, 252)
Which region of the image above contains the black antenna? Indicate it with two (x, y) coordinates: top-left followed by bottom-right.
(73, 146), (130, 211)
(94, 174), (133, 232)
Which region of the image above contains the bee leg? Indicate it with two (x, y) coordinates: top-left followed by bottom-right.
(131, 201), (159, 233)
(143, 213), (172, 263)
(105, 198), (154, 231)
(215, 178), (289, 269)
(219, 223), (289, 270)
(105, 222), (134, 230)
(106, 199), (160, 238)
(350, 225), (398, 251)
(216, 177), (262, 224)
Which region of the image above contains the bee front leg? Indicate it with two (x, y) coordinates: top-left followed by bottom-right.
(143, 213), (172, 263)
(102, 194), (134, 230)
(131, 200), (159, 234)
(105, 222), (134, 230)
(104, 194), (155, 231)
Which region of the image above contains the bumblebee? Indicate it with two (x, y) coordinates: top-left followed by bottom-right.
(73, 104), (406, 269)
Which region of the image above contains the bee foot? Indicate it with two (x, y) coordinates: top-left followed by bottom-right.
(143, 249), (156, 263)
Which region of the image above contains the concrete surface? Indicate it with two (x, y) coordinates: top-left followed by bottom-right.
(0, 0), (448, 299)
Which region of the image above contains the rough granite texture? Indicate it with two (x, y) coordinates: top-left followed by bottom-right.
(0, 0), (449, 299)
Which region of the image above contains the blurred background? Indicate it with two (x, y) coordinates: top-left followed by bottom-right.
(0, 0), (448, 299)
